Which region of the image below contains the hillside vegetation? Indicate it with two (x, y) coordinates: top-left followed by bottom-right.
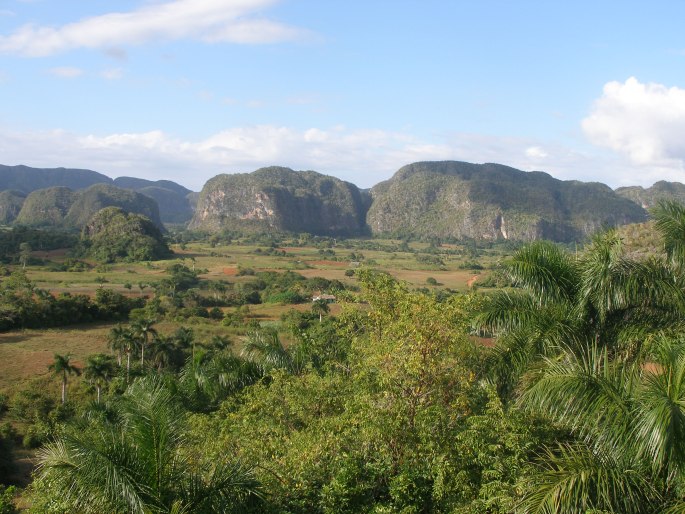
(368, 161), (647, 241)
(14, 184), (163, 229)
(0, 165), (194, 225)
(82, 206), (172, 262)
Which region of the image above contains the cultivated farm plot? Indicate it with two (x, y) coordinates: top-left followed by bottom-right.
(2, 237), (502, 391)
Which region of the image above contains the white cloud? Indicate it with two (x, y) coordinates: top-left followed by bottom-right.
(0, 124), (678, 191)
(583, 77), (685, 171)
(48, 66), (83, 78)
(100, 67), (123, 80)
(0, 0), (306, 57)
(525, 146), (548, 159)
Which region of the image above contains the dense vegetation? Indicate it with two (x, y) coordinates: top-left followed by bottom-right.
(368, 161), (647, 241)
(80, 207), (171, 263)
(0, 165), (194, 225)
(2, 201), (685, 512)
(13, 184), (164, 230)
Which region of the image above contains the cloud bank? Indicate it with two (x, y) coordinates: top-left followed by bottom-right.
(583, 77), (685, 182)
(0, 0), (304, 56)
(0, 124), (630, 191)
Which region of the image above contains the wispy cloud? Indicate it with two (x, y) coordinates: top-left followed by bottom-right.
(48, 66), (84, 78)
(100, 67), (123, 80)
(0, 0), (306, 57)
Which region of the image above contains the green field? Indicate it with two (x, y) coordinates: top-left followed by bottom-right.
(0, 237), (504, 394)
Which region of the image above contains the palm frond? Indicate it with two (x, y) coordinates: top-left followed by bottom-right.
(506, 240), (579, 304)
(518, 443), (659, 514)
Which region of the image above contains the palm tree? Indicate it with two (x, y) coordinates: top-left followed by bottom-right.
(173, 326), (196, 360)
(84, 353), (116, 403)
(517, 337), (685, 513)
(179, 352), (262, 412)
(241, 328), (307, 375)
(48, 353), (81, 404)
(149, 335), (182, 371)
(107, 324), (128, 366)
(131, 318), (158, 367)
(311, 299), (330, 322)
(33, 376), (263, 513)
(474, 232), (684, 396)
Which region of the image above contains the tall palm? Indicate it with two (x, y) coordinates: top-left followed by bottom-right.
(311, 299), (330, 322)
(48, 353), (81, 404)
(32, 376), (263, 513)
(107, 324), (128, 366)
(119, 329), (136, 384)
(84, 353), (116, 403)
(131, 318), (158, 367)
(475, 232), (684, 395)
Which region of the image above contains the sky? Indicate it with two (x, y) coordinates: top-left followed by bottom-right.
(2, 1), (685, 191)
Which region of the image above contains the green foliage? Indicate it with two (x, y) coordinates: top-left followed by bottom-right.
(0, 485), (17, 514)
(0, 272), (142, 331)
(191, 272), (539, 513)
(82, 207), (171, 263)
(30, 377), (263, 513)
(368, 161), (647, 242)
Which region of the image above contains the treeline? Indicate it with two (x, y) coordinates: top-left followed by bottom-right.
(0, 272), (143, 331)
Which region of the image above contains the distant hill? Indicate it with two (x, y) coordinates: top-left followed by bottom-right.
(0, 165), (111, 193)
(616, 181), (685, 209)
(113, 177), (191, 197)
(190, 166), (369, 236)
(15, 184), (163, 229)
(0, 165), (194, 224)
(0, 190), (27, 224)
(367, 161), (648, 242)
(15, 187), (77, 227)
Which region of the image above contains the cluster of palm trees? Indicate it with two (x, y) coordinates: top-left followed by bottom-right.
(107, 318), (160, 381)
(476, 201), (685, 512)
(34, 377), (263, 513)
(49, 353), (117, 405)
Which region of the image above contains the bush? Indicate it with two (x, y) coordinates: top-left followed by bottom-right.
(265, 291), (306, 304)
(0, 485), (17, 514)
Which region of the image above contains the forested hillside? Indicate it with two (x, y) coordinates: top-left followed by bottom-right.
(368, 161), (647, 241)
(0, 165), (194, 225)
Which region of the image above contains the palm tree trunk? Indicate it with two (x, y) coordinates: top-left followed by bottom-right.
(126, 351), (131, 384)
(62, 374), (67, 404)
(97, 385), (101, 404)
(141, 344), (145, 367)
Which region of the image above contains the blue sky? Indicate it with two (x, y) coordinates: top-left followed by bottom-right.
(2, 0), (685, 191)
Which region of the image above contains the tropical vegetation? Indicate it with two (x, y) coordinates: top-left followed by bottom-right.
(2, 202), (685, 512)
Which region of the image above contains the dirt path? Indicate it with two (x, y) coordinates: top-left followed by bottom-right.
(466, 274), (479, 288)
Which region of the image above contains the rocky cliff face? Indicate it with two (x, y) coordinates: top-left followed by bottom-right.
(616, 181), (685, 209)
(367, 161), (647, 242)
(190, 167), (369, 236)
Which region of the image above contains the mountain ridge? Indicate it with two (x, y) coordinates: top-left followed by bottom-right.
(4, 161), (685, 241)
